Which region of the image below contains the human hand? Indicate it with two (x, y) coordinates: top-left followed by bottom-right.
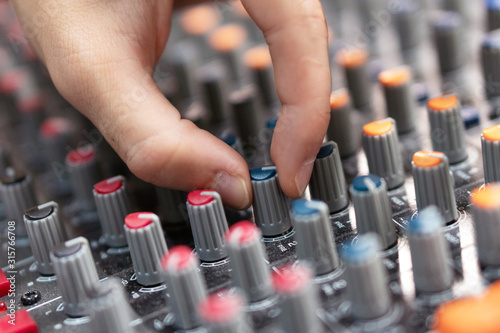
(10, 0), (331, 209)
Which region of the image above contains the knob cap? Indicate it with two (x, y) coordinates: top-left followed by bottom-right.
(0, 167), (37, 237)
(187, 190), (229, 262)
(225, 221), (272, 302)
(66, 146), (100, 210)
(328, 88), (361, 158)
(342, 233), (391, 320)
(272, 263), (321, 333)
(124, 212), (168, 286)
(349, 175), (397, 250)
(199, 290), (251, 333)
(363, 118), (405, 190)
(93, 175), (132, 247)
(161, 245), (207, 329)
(412, 151), (458, 224)
(379, 67), (417, 134)
(291, 199), (340, 275)
(336, 48), (372, 112)
(87, 278), (135, 333)
(431, 11), (466, 74)
(24, 201), (67, 275)
(471, 184), (500, 266)
(309, 141), (349, 214)
(250, 166), (292, 237)
(427, 94), (468, 164)
(408, 206), (453, 293)
(481, 30), (500, 101)
(50, 236), (99, 317)
(156, 187), (188, 224)
(482, 125), (500, 184)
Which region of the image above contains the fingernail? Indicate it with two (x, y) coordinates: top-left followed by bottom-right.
(295, 160), (314, 196)
(212, 172), (250, 210)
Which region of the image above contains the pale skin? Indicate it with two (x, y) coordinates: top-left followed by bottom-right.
(11, 0), (331, 210)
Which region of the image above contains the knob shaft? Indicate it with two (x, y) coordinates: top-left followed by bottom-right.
(50, 237), (99, 317)
(187, 190), (229, 262)
(482, 125), (500, 184)
(24, 201), (67, 275)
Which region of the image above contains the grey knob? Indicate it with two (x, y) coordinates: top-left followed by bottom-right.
(0, 167), (37, 237)
(230, 85), (261, 155)
(349, 175), (397, 250)
(250, 166), (292, 237)
(124, 212), (168, 286)
(362, 118), (405, 190)
(272, 263), (321, 333)
(393, 1), (425, 71)
(198, 290), (251, 333)
(309, 141), (349, 214)
(291, 199), (340, 275)
(66, 146), (100, 211)
(225, 221), (272, 302)
(431, 11), (466, 75)
(197, 60), (230, 124)
(427, 94), (468, 164)
(187, 190), (229, 262)
(50, 236), (99, 317)
(87, 278), (135, 333)
(24, 201), (67, 275)
(40, 117), (72, 166)
(357, 0), (382, 56)
(93, 175), (132, 247)
(482, 125), (500, 184)
(471, 183), (500, 266)
(488, 2), (500, 31)
(167, 40), (200, 101)
(327, 88), (361, 158)
(342, 233), (391, 320)
(160, 245), (207, 329)
(481, 30), (500, 101)
(336, 48), (372, 112)
(156, 187), (188, 225)
(412, 151), (458, 224)
(379, 67), (417, 134)
(243, 44), (277, 108)
(407, 206), (453, 293)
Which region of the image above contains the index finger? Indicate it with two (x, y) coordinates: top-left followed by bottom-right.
(241, 0), (331, 197)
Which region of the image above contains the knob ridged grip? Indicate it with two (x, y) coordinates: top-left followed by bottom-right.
(50, 237), (99, 317)
(161, 246), (207, 329)
(412, 151), (458, 223)
(187, 190), (229, 261)
(427, 95), (468, 164)
(482, 126), (500, 184)
(309, 141), (349, 214)
(225, 221), (272, 302)
(93, 175), (132, 247)
(88, 278), (135, 333)
(24, 201), (67, 275)
(342, 233), (391, 320)
(350, 175), (397, 250)
(408, 206), (453, 293)
(363, 118), (405, 190)
(66, 147), (99, 210)
(291, 199), (340, 275)
(251, 166), (292, 237)
(0, 169), (37, 237)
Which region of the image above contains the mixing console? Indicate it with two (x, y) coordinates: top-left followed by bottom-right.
(1, 0), (500, 332)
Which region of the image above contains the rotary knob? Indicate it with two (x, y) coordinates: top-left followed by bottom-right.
(187, 190), (229, 262)
(243, 45), (277, 108)
(50, 236), (99, 317)
(197, 60), (230, 124)
(341, 233), (391, 320)
(0, 167), (37, 237)
(198, 290), (251, 333)
(24, 201), (67, 275)
(272, 263), (321, 333)
(482, 125), (500, 184)
(309, 141), (349, 214)
(87, 278), (135, 333)
(427, 94), (468, 164)
(66, 146), (100, 211)
(209, 24), (248, 83)
(481, 30), (500, 104)
(488, 1), (500, 31)
(362, 118), (405, 190)
(471, 183), (500, 266)
(93, 175), (132, 247)
(160, 245), (207, 329)
(225, 221), (272, 302)
(350, 175), (397, 250)
(291, 199), (340, 275)
(412, 151), (458, 224)
(408, 206), (453, 293)
(124, 212), (168, 286)
(250, 166), (292, 237)
(378, 67), (417, 134)
(230, 85), (261, 155)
